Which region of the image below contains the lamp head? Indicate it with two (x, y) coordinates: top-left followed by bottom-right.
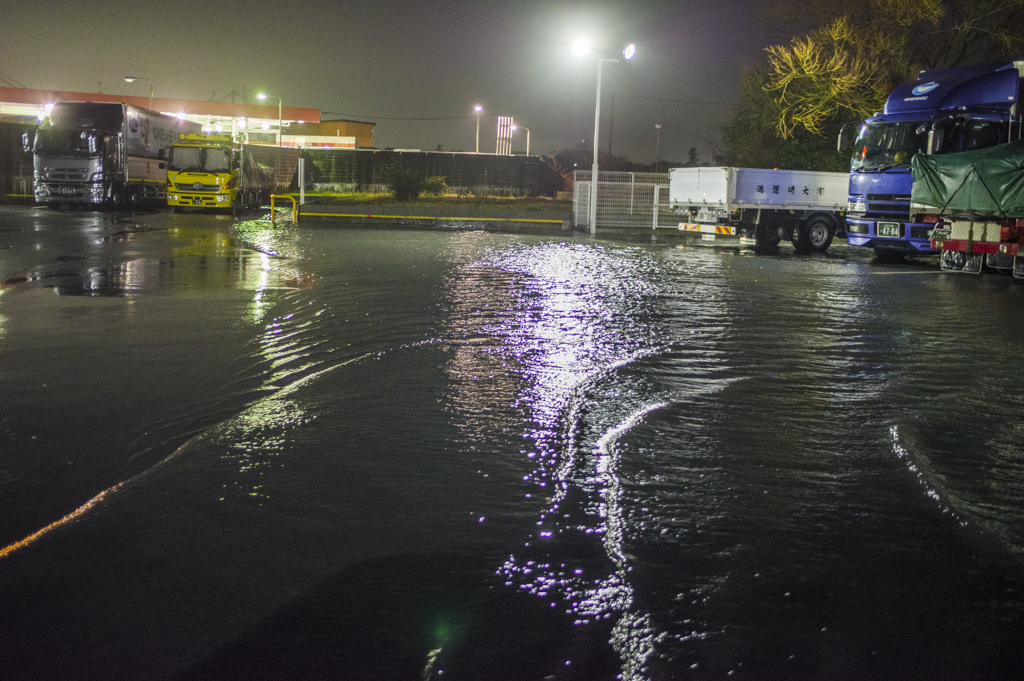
(124, 76), (136, 83)
(474, 105), (483, 113)
(257, 93), (268, 101)
(623, 43), (636, 60)
(572, 39), (590, 57)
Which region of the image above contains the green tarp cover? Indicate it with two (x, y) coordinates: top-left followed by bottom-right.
(911, 139), (1024, 216)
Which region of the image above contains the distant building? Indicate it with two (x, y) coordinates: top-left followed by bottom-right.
(290, 120), (376, 149)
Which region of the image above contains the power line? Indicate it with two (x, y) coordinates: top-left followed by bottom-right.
(620, 94), (735, 106)
(322, 111), (470, 122)
(0, 69), (25, 88)
(322, 93), (732, 124)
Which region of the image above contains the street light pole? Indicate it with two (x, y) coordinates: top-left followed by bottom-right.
(574, 40), (635, 235)
(124, 76), (153, 109)
(474, 105), (483, 153)
(590, 59), (603, 235)
(511, 125), (530, 155)
(257, 93), (283, 147)
(655, 123), (662, 171)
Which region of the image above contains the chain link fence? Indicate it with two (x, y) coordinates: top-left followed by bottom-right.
(573, 170), (674, 230)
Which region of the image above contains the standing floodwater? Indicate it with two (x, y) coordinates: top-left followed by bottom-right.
(1, 206), (1023, 680)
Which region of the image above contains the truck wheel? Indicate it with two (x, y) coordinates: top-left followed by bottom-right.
(794, 217), (834, 253)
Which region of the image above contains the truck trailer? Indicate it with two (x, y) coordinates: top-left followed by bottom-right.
(912, 138), (1024, 276)
(840, 62), (1024, 260)
(668, 166), (848, 252)
(26, 101), (200, 208)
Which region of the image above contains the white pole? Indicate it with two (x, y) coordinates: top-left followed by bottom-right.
(653, 184), (660, 230)
(630, 172), (634, 214)
(655, 123), (662, 171)
(590, 60), (603, 236)
(299, 157), (305, 205)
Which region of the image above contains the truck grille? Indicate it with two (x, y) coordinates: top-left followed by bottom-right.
(46, 168), (89, 181)
(866, 193), (910, 214)
(175, 182), (220, 192)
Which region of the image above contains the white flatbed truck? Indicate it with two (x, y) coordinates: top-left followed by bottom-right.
(668, 167), (848, 252)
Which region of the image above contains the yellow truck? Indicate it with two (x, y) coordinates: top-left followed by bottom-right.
(166, 133), (262, 212)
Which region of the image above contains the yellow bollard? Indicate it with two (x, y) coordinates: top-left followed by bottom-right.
(269, 194), (298, 224)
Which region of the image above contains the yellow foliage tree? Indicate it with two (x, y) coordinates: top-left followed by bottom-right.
(761, 0), (1024, 139)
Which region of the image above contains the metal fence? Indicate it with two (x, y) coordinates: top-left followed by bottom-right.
(573, 170), (674, 230)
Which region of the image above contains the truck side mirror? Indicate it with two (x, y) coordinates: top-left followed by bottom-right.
(22, 132), (32, 153)
(929, 119), (952, 154)
(837, 121), (857, 151)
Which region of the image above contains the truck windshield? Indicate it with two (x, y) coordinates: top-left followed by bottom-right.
(33, 129), (96, 156)
(852, 119), (1008, 170)
(851, 121), (928, 170)
(167, 146), (231, 172)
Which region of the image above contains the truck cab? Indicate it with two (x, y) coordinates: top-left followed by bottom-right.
(842, 62), (1023, 260)
(166, 133), (240, 211)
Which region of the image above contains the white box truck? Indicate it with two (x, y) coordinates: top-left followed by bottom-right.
(669, 167), (848, 252)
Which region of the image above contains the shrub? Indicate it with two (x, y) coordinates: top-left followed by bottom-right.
(387, 164), (423, 201)
(421, 175), (448, 196)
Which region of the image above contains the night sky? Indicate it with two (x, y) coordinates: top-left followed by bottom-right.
(1, 0), (775, 163)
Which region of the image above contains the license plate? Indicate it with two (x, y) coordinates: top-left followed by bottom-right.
(701, 234), (716, 242)
(877, 222), (901, 237)
(192, 199), (202, 205)
(59, 186), (74, 195)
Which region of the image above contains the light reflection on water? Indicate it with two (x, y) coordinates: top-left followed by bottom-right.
(441, 237), (681, 677)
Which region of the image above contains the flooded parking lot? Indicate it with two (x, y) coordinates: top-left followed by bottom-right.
(1, 205), (1023, 680)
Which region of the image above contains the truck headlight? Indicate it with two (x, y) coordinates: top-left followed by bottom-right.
(848, 200), (866, 213)
(90, 172), (103, 182)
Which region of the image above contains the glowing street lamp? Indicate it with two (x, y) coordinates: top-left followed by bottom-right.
(573, 40), (635, 234)
(474, 104), (483, 153)
(257, 93), (283, 146)
(123, 76), (153, 109)
(511, 124), (530, 156)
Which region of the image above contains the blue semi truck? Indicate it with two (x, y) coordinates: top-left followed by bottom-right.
(840, 62), (1023, 260)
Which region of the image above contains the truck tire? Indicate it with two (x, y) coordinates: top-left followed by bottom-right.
(793, 216), (834, 253)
